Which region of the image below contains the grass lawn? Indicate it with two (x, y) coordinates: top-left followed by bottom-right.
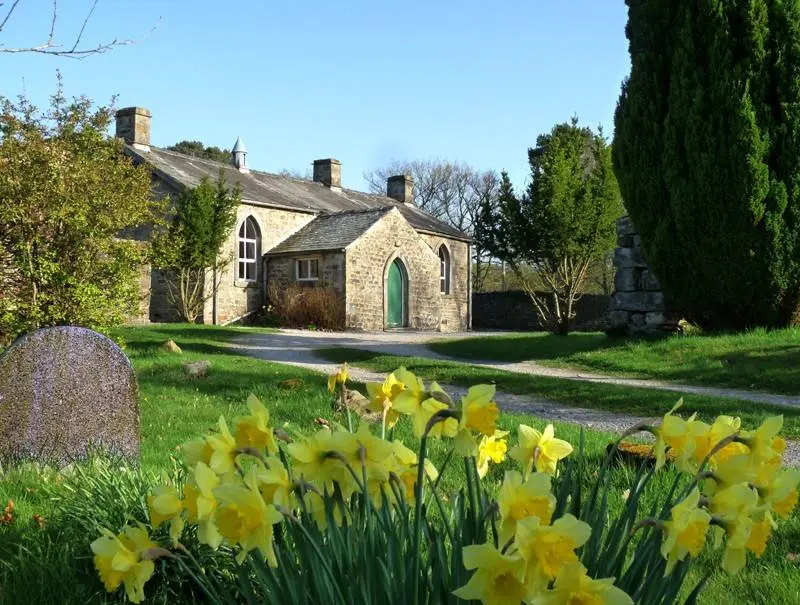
(315, 347), (800, 439)
(429, 328), (800, 395)
(1, 325), (798, 604)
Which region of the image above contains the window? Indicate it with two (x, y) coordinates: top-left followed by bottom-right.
(439, 245), (451, 294)
(296, 258), (320, 281)
(237, 217), (260, 282)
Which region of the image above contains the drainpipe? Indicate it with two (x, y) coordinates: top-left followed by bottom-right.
(467, 243), (473, 330)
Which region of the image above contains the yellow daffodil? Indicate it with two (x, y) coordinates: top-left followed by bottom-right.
(509, 423), (573, 476)
(477, 431), (508, 478)
(740, 416), (784, 464)
(301, 489), (349, 531)
(461, 384), (500, 437)
(515, 514), (591, 593)
(147, 484), (184, 545)
(763, 468), (800, 519)
(704, 454), (755, 496)
(90, 523), (158, 604)
(745, 516), (772, 558)
(214, 473), (284, 565)
(536, 562), (633, 605)
(710, 483), (759, 575)
(327, 364), (349, 393)
(184, 462), (222, 549)
(207, 416), (238, 476)
(256, 457), (292, 508)
(348, 423), (395, 483)
(181, 436), (213, 467)
(233, 394), (278, 455)
(652, 401), (696, 470)
(452, 542), (527, 605)
(366, 372), (405, 428)
(660, 487), (711, 574)
(497, 470), (556, 542)
(693, 415), (742, 466)
(287, 427), (352, 492)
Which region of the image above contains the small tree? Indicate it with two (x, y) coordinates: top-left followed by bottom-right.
(481, 119), (623, 334)
(152, 173), (241, 322)
(0, 88), (159, 343)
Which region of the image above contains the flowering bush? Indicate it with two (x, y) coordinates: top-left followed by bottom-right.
(90, 368), (798, 604)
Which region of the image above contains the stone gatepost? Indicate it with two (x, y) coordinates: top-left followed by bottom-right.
(609, 216), (673, 333)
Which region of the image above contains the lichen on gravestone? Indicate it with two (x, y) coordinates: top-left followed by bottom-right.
(0, 326), (140, 465)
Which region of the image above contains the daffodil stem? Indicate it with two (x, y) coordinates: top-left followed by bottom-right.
(381, 406), (388, 440)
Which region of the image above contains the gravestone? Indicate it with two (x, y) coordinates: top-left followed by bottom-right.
(0, 326), (139, 464)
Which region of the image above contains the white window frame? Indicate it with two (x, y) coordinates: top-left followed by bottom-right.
(439, 245), (451, 295)
(237, 217), (259, 283)
(295, 258), (320, 282)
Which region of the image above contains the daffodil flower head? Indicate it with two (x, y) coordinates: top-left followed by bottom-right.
(652, 400), (696, 470)
(233, 394), (278, 455)
(509, 423), (573, 476)
(181, 436), (213, 467)
(497, 470), (556, 543)
(256, 457), (292, 508)
(460, 384), (500, 437)
(515, 513), (592, 593)
(452, 542), (527, 605)
(745, 516), (772, 558)
(184, 462), (222, 549)
(710, 483), (759, 575)
(740, 416), (784, 464)
(693, 415), (741, 466)
(287, 427), (353, 493)
(90, 523), (158, 604)
(147, 484), (184, 546)
(535, 562), (633, 605)
(207, 416), (238, 476)
(704, 454), (755, 496)
(214, 472), (284, 565)
(476, 430), (508, 478)
(327, 364), (349, 393)
(660, 487), (711, 574)
(765, 468), (800, 519)
(365, 372), (405, 428)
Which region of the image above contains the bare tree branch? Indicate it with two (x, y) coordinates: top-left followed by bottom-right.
(0, 0), (156, 58)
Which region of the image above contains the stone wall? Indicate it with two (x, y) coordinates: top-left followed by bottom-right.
(609, 216), (672, 333)
(147, 203), (315, 324)
(345, 208), (469, 331)
(418, 234), (470, 331)
(265, 252), (346, 294)
(472, 291), (610, 331)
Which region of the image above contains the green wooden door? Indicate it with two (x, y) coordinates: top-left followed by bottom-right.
(387, 260), (404, 328)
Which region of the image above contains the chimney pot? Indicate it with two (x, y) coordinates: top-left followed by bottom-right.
(115, 107), (151, 151)
(387, 174), (414, 205)
(313, 158), (342, 190)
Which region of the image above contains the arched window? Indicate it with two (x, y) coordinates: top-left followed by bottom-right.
(237, 216), (260, 282)
(439, 245), (451, 295)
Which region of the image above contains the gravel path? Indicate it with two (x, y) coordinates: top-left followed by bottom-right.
(228, 329), (799, 465)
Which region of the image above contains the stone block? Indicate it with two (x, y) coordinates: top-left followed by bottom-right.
(0, 326), (139, 464)
(615, 268), (640, 292)
(617, 216), (636, 237)
(629, 313), (645, 327)
(633, 234), (642, 247)
(645, 312), (665, 326)
(641, 269), (661, 291)
(617, 235), (634, 248)
(608, 310), (629, 327)
(613, 291), (665, 312)
(614, 247), (648, 269)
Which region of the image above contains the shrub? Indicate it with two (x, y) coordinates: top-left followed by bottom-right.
(84, 369), (797, 604)
(267, 282), (345, 331)
(614, 0), (800, 329)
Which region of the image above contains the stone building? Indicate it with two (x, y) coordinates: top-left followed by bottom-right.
(117, 107), (471, 331)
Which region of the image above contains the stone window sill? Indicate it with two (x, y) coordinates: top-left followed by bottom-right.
(234, 279), (260, 289)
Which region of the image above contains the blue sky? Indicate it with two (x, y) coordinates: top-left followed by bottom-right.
(3, 0), (630, 190)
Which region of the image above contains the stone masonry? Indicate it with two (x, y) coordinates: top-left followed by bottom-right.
(346, 208), (468, 331)
(609, 216), (671, 333)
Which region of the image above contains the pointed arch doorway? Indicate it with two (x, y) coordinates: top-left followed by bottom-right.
(386, 258), (409, 328)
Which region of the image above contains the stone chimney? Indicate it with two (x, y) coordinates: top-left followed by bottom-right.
(313, 158), (342, 190)
(115, 107), (151, 152)
(387, 174), (414, 205)
(232, 136), (249, 173)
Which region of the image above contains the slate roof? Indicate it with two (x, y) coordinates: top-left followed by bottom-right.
(124, 145), (470, 242)
(267, 207), (392, 255)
